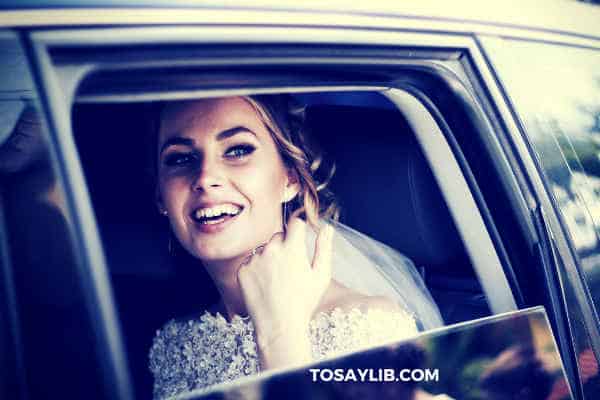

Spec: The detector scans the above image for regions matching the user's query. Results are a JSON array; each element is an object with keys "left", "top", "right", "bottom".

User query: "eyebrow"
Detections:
[
  {"left": 160, "top": 126, "right": 257, "bottom": 155},
  {"left": 216, "top": 126, "right": 257, "bottom": 141},
  {"left": 159, "top": 137, "right": 194, "bottom": 155}
]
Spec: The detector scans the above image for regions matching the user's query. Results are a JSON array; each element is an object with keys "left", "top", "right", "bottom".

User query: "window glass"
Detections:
[
  {"left": 0, "top": 31, "right": 110, "bottom": 399},
  {"left": 488, "top": 40, "right": 600, "bottom": 313},
  {"left": 485, "top": 38, "right": 600, "bottom": 394}
]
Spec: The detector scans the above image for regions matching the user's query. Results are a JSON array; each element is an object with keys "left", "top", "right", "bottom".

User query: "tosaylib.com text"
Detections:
[{"left": 309, "top": 368, "right": 440, "bottom": 383}]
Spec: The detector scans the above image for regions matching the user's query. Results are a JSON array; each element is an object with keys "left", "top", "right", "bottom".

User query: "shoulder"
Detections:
[
  {"left": 148, "top": 319, "right": 189, "bottom": 372},
  {"left": 351, "top": 294, "right": 405, "bottom": 314},
  {"left": 316, "top": 282, "right": 417, "bottom": 334},
  {"left": 318, "top": 280, "right": 406, "bottom": 315},
  {"left": 148, "top": 313, "right": 214, "bottom": 370},
  {"left": 342, "top": 295, "right": 416, "bottom": 331},
  {"left": 309, "top": 286, "right": 418, "bottom": 358}
]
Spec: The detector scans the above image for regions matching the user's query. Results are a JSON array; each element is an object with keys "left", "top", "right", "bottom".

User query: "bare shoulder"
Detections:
[
  {"left": 341, "top": 292, "right": 405, "bottom": 315},
  {"left": 317, "top": 280, "right": 404, "bottom": 315},
  {"left": 354, "top": 294, "right": 404, "bottom": 313}
]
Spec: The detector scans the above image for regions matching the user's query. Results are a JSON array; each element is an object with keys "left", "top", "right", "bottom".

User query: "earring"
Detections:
[
  {"left": 167, "top": 231, "right": 176, "bottom": 256},
  {"left": 162, "top": 210, "right": 168, "bottom": 216},
  {"left": 283, "top": 200, "right": 288, "bottom": 231},
  {"left": 282, "top": 186, "right": 289, "bottom": 231}
]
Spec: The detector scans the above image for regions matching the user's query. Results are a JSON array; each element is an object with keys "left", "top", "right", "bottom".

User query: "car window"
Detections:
[
  {"left": 33, "top": 29, "right": 531, "bottom": 398},
  {"left": 0, "top": 30, "right": 117, "bottom": 400},
  {"left": 484, "top": 38, "right": 600, "bottom": 397},
  {"left": 72, "top": 92, "right": 475, "bottom": 398}
]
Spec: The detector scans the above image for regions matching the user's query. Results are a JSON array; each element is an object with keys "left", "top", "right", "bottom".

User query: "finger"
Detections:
[
  {"left": 267, "top": 231, "right": 285, "bottom": 246},
  {"left": 253, "top": 243, "right": 266, "bottom": 255},
  {"left": 285, "top": 217, "right": 306, "bottom": 248},
  {"left": 258, "top": 231, "right": 284, "bottom": 257},
  {"left": 235, "top": 261, "right": 249, "bottom": 295},
  {"left": 312, "top": 224, "right": 334, "bottom": 277},
  {"left": 235, "top": 253, "right": 253, "bottom": 283}
]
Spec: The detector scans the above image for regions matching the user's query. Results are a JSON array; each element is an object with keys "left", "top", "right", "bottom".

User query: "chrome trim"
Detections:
[
  {"left": 24, "top": 32, "right": 134, "bottom": 400},
  {"left": 32, "top": 25, "right": 474, "bottom": 47},
  {"left": 2, "top": 7, "right": 599, "bottom": 49}
]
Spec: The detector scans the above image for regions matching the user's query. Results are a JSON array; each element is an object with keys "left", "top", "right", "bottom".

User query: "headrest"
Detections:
[{"left": 307, "top": 105, "right": 468, "bottom": 273}]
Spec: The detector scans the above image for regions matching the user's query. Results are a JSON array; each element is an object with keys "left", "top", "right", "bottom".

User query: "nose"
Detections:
[{"left": 192, "top": 156, "right": 223, "bottom": 192}]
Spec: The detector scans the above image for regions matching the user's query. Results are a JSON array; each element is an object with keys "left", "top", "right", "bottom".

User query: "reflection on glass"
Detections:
[
  {"left": 0, "top": 31, "right": 109, "bottom": 399},
  {"left": 178, "top": 308, "right": 571, "bottom": 400},
  {"left": 486, "top": 39, "right": 600, "bottom": 341}
]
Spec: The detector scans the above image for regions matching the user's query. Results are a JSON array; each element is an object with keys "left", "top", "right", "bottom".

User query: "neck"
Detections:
[
  {"left": 202, "top": 254, "right": 251, "bottom": 320},
  {"left": 200, "top": 220, "right": 286, "bottom": 320}
]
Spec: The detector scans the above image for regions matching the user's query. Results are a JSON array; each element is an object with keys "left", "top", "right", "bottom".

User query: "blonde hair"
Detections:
[{"left": 243, "top": 95, "right": 339, "bottom": 229}]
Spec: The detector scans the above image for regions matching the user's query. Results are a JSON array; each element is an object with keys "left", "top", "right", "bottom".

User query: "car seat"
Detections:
[{"left": 306, "top": 104, "right": 491, "bottom": 324}]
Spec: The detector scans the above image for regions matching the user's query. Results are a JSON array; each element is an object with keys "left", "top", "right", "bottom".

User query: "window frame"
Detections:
[
  {"left": 477, "top": 34, "right": 600, "bottom": 398},
  {"left": 20, "top": 21, "right": 590, "bottom": 398}
]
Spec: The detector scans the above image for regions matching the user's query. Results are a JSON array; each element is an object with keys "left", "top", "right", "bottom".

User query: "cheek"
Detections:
[
  {"left": 159, "top": 176, "right": 188, "bottom": 210},
  {"left": 235, "top": 163, "right": 286, "bottom": 211}
]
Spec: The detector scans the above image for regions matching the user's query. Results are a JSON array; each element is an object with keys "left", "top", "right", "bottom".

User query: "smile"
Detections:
[{"left": 191, "top": 203, "right": 243, "bottom": 226}]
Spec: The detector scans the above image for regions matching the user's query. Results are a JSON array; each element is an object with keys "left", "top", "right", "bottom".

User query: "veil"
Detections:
[{"left": 304, "top": 219, "right": 444, "bottom": 331}]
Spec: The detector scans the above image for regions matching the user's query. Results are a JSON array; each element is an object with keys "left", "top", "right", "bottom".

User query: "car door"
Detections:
[
  {"left": 480, "top": 36, "right": 600, "bottom": 399},
  {"left": 0, "top": 29, "right": 133, "bottom": 400}
]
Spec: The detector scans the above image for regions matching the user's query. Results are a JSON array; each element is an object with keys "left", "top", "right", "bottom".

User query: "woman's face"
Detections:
[{"left": 157, "top": 97, "right": 294, "bottom": 263}]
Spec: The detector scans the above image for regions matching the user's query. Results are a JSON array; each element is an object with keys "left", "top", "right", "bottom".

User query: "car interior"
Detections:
[{"left": 70, "top": 89, "right": 490, "bottom": 398}]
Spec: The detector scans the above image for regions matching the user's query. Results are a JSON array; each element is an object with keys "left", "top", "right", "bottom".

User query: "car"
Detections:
[{"left": 0, "top": 1, "right": 599, "bottom": 399}]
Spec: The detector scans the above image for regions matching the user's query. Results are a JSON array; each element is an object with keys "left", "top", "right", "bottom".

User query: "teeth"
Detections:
[{"left": 194, "top": 204, "right": 241, "bottom": 221}]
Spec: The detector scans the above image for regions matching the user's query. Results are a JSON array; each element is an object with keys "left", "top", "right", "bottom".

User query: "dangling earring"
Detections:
[
  {"left": 282, "top": 186, "right": 289, "bottom": 232},
  {"left": 167, "top": 231, "right": 177, "bottom": 256},
  {"left": 283, "top": 199, "right": 288, "bottom": 232},
  {"left": 162, "top": 210, "right": 176, "bottom": 256},
  {"left": 168, "top": 234, "right": 174, "bottom": 256}
]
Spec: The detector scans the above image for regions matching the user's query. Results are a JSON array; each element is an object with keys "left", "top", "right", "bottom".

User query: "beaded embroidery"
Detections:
[{"left": 149, "top": 307, "right": 417, "bottom": 399}]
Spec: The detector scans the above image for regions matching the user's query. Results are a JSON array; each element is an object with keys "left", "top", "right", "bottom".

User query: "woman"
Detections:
[{"left": 148, "top": 95, "right": 443, "bottom": 399}]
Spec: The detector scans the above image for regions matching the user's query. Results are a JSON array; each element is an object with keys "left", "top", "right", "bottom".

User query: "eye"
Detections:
[
  {"left": 163, "top": 152, "right": 196, "bottom": 167},
  {"left": 224, "top": 144, "right": 256, "bottom": 159}
]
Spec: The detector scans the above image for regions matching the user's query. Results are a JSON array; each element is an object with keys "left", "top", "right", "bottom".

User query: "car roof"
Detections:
[{"left": 1, "top": 0, "right": 599, "bottom": 41}]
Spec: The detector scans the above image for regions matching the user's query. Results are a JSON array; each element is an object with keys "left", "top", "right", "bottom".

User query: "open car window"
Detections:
[
  {"left": 66, "top": 54, "right": 512, "bottom": 399},
  {"left": 72, "top": 88, "right": 493, "bottom": 398}
]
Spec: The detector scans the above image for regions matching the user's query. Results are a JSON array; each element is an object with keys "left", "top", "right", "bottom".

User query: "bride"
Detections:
[{"left": 148, "top": 94, "right": 443, "bottom": 399}]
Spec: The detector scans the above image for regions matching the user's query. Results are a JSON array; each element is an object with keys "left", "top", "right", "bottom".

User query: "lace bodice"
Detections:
[{"left": 149, "top": 307, "right": 418, "bottom": 399}]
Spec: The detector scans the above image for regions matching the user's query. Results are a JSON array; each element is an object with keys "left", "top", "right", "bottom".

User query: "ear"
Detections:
[
  {"left": 283, "top": 169, "right": 301, "bottom": 202},
  {"left": 155, "top": 186, "right": 168, "bottom": 216}
]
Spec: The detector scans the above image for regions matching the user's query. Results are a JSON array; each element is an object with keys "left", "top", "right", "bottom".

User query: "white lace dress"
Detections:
[{"left": 149, "top": 307, "right": 418, "bottom": 400}]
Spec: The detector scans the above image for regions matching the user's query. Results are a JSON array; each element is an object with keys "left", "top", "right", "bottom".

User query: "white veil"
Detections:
[{"left": 305, "top": 219, "right": 444, "bottom": 331}]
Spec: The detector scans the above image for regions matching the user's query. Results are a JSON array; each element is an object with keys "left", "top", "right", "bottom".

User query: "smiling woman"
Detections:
[
  {"left": 145, "top": 94, "right": 443, "bottom": 399},
  {"left": 156, "top": 97, "right": 301, "bottom": 264}
]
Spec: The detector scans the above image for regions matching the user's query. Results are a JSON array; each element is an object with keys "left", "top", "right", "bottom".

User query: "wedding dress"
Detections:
[
  {"left": 150, "top": 307, "right": 418, "bottom": 399},
  {"left": 149, "top": 220, "right": 443, "bottom": 399}
]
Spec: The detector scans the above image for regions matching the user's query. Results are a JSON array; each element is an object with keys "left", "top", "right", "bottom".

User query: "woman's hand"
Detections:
[{"left": 237, "top": 218, "right": 334, "bottom": 369}]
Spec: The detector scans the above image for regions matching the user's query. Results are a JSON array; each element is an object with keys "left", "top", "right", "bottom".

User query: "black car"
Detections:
[{"left": 0, "top": 2, "right": 599, "bottom": 399}]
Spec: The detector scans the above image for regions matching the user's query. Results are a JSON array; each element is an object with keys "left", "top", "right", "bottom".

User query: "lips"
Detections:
[{"left": 189, "top": 202, "right": 244, "bottom": 233}]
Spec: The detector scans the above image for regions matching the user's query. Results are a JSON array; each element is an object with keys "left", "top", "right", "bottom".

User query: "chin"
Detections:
[{"left": 190, "top": 239, "right": 250, "bottom": 263}]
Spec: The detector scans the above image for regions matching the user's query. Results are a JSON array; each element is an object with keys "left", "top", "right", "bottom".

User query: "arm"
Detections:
[{"left": 237, "top": 219, "right": 334, "bottom": 370}]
